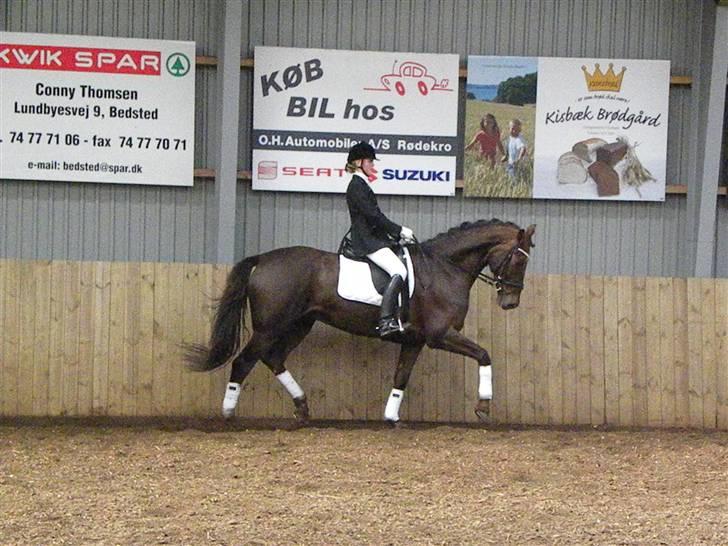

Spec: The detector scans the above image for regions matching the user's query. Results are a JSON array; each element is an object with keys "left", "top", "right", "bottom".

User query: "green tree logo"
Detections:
[{"left": 166, "top": 53, "right": 191, "bottom": 77}]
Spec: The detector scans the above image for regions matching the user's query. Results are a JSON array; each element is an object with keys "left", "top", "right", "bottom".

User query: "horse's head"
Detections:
[{"left": 485, "top": 224, "right": 536, "bottom": 310}]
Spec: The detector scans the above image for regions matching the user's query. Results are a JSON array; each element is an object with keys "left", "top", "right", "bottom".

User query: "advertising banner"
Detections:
[
  {"left": 0, "top": 32, "right": 195, "bottom": 186},
  {"left": 464, "top": 56, "right": 670, "bottom": 201},
  {"left": 253, "top": 46, "right": 459, "bottom": 196}
]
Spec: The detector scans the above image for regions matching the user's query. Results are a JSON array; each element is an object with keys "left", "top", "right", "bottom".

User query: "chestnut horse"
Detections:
[{"left": 185, "top": 219, "right": 536, "bottom": 424}]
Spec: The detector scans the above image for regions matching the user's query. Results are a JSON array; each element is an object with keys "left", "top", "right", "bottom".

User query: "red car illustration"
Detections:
[{"left": 364, "top": 61, "right": 453, "bottom": 96}]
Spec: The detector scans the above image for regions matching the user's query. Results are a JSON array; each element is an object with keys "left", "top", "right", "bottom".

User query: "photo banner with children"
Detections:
[
  {"left": 464, "top": 56, "right": 670, "bottom": 201},
  {"left": 253, "top": 46, "right": 459, "bottom": 196}
]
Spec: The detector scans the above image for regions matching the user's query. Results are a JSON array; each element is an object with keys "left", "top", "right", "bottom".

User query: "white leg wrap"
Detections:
[
  {"left": 479, "top": 365, "right": 493, "bottom": 400},
  {"left": 384, "top": 388, "right": 405, "bottom": 422},
  {"left": 276, "top": 370, "right": 304, "bottom": 400},
  {"left": 222, "top": 382, "right": 241, "bottom": 418}
]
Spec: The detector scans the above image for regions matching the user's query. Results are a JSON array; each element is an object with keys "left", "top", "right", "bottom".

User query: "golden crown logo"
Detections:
[{"left": 581, "top": 63, "right": 627, "bottom": 92}]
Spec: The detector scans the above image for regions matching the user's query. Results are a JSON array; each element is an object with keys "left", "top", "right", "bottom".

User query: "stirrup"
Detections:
[{"left": 378, "top": 317, "right": 404, "bottom": 338}]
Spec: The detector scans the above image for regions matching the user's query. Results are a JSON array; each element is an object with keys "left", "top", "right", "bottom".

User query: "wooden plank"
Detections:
[
  {"left": 92, "top": 262, "right": 111, "bottom": 415},
  {"left": 350, "top": 334, "right": 369, "bottom": 420},
  {"left": 107, "top": 262, "right": 127, "bottom": 416},
  {"left": 76, "top": 261, "right": 95, "bottom": 416},
  {"left": 17, "top": 261, "right": 35, "bottom": 416},
  {"left": 0, "top": 261, "right": 5, "bottom": 416},
  {"left": 136, "top": 262, "right": 155, "bottom": 416},
  {"left": 603, "top": 276, "right": 620, "bottom": 426},
  {"left": 420, "top": 345, "right": 439, "bottom": 422},
  {"left": 337, "top": 330, "right": 356, "bottom": 421},
  {"left": 589, "top": 276, "right": 605, "bottom": 426},
  {"left": 181, "top": 263, "right": 200, "bottom": 416},
  {"left": 62, "top": 261, "right": 81, "bottom": 416},
  {"left": 436, "top": 326, "right": 453, "bottom": 423},
  {"left": 617, "top": 276, "right": 634, "bottom": 427},
  {"left": 672, "top": 278, "right": 690, "bottom": 427},
  {"left": 166, "top": 264, "right": 186, "bottom": 415},
  {"left": 701, "top": 279, "right": 717, "bottom": 429},
  {"left": 659, "top": 277, "right": 676, "bottom": 427},
  {"left": 518, "top": 287, "right": 536, "bottom": 425},
  {"left": 192, "top": 264, "right": 212, "bottom": 417},
  {"left": 325, "top": 328, "right": 345, "bottom": 420},
  {"left": 504, "top": 297, "right": 522, "bottom": 423},
  {"left": 645, "top": 278, "right": 662, "bottom": 427},
  {"left": 686, "top": 278, "right": 704, "bottom": 427},
  {"left": 532, "top": 276, "right": 549, "bottom": 424},
  {"left": 47, "top": 261, "right": 66, "bottom": 415},
  {"left": 3, "top": 260, "right": 20, "bottom": 416},
  {"left": 631, "top": 277, "right": 648, "bottom": 427},
  {"left": 32, "top": 261, "right": 52, "bottom": 416},
  {"left": 545, "top": 275, "right": 563, "bottom": 425},
  {"left": 716, "top": 280, "right": 728, "bottom": 430},
  {"left": 151, "top": 263, "right": 170, "bottom": 416},
  {"left": 574, "top": 276, "right": 591, "bottom": 425},
  {"left": 560, "top": 275, "right": 577, "bottom": 425},
  {"left": 121, "top": 262, "right": 141, "bottom": 416}
]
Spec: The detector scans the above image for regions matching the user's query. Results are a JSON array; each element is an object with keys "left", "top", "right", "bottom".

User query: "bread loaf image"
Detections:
[
  {"left": 557, "top": 152, "right": 588, "bottom": 184},
  {"left": 588, "top": 160, "right": 620, "bottom": 196},
  {"left": 596, "top": 141, "right": 628, "bottom": 166},
  {"left": 572, "top": 138, "right": 607, "bottom": 162}
]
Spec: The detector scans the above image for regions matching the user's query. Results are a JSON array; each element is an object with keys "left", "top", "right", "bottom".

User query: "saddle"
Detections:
[{"left": 336, "top": 233, "right": 415, "bottom": 306}]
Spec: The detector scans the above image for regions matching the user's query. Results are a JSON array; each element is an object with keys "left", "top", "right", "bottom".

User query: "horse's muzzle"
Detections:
[{"left": 498, "top": 292, "right": 520, "bottom": 310}]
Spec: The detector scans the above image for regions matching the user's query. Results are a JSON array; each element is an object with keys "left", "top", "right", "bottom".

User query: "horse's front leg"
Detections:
[
  {"left": 426, "top": 327, "right": 493, "bottom": 421},
  {"left": 384, "top": 342, "right": 424, "bottom": 424}
]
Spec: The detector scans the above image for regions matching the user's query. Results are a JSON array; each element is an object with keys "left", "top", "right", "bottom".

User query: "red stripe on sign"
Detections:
[{"left": 0, "top": 43, "right": 161, "bottom": 75}]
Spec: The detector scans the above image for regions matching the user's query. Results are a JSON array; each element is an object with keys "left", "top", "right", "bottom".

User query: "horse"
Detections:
[{"left": 184, "top": 219, "right": 536, "bottom": 424}]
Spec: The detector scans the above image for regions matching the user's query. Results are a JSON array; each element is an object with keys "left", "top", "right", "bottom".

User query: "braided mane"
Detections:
[{"left": 421, "top": 218, "right": 520, "bottom": 251}]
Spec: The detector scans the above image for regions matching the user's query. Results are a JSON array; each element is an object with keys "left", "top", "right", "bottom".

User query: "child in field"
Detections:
[
  {"left": 504, "top": 118, "right": 528, "bottom": 180},
  {"left": 464, "top": 113, "right": 506, "bottom": 168}
]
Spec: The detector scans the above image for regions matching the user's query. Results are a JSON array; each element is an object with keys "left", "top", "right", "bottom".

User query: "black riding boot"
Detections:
[{"left": 378, "top": 274, "right": 406, "bottom": 338}]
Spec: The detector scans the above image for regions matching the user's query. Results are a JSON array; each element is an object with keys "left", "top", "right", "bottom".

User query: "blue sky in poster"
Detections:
[{"left": 466, "top": 56, "right": 538, "bottom": 86}]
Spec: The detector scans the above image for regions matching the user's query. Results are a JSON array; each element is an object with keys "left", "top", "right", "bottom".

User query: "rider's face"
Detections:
[{"left": 360, "top": 158, "right": 378, "bottom": 181}]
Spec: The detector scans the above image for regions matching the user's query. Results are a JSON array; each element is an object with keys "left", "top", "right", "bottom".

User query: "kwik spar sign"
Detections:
[
  {"left": 0, "top": 32, "right": 195, "bottom": 186},
  {"left": 253, "top": 46, "right": 459, "bottom": 196}
]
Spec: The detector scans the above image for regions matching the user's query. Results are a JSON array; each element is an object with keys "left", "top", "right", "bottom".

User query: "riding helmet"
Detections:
[{"left": 347, "top": 141, "right": 378, "bottom": 163}]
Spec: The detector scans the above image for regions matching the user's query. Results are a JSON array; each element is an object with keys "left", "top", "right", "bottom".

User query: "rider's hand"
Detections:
[{"left": 400, "top": 226, "right": 415, "bottom": 243}]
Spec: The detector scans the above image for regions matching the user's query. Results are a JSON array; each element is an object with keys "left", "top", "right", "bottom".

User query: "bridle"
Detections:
[
  {"left": 478, "top": 244, "right": 530, "bottom": 291},
  {"left": 412, "top": 237, "right": 529, "bottom": 292}
]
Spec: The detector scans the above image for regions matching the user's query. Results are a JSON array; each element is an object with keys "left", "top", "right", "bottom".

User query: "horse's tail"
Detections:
[{"left": 184, "top": 256, "right": 259, "bottom": 372}]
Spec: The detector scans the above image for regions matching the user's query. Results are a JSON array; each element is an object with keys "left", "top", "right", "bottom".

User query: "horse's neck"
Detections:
[{"left": 432, "top": 226, "right": 515, "bottom": 277}]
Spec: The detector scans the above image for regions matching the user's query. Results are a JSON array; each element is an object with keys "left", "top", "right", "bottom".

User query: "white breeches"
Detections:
[{"left": 367, "top": 247, "right": 407, "bottom": 279}]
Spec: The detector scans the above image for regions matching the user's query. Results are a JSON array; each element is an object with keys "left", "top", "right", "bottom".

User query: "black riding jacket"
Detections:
[{"left": 346, "top": 173, "right": 402, "bottom": 257}]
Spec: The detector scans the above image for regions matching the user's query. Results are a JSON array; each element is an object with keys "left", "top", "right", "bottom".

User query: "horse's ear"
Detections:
[{"left": 526, "top": 224, "right": 536, "bottom": 247}]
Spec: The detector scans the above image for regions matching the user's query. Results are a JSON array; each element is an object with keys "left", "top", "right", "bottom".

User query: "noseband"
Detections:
[{"left": 478, "top": 244, "right": 529, "bottom": 291}]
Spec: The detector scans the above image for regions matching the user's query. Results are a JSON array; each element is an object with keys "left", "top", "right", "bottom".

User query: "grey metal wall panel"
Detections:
[
  {"left": 1, "top": 0, "right": 722, "bottom": 277},
  {"left": 717, "top": 203, "right": 728, "bottom": 277},
  {"left": 236, "top": 0, "right": 708, "bottom": 277},
  {"left": 1, "top": 0, "right": 220, "bottom": 263}
]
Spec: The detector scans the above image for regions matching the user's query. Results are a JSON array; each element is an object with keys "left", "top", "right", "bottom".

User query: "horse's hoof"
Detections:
[
  {"left": 474, "top": 399, "right": 491, "bottom": 422},
  {"left": 293, "top": 397, "right": 310, "bottom": 424},
  {"left": 385, "top": 419, "right": 406, "bottom": 429}
]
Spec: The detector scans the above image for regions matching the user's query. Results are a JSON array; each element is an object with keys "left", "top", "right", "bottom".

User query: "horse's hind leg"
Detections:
[
  {"left": 222, "top": 332, "right": 275, "bottom": 418},
  {"left": 262, "top": 318, "right": 316, "bottom": 423}
]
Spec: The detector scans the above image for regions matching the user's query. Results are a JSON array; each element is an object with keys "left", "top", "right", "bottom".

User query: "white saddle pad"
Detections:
[{"left": 337, "top": 248, "right": 415, "bottom": 306}]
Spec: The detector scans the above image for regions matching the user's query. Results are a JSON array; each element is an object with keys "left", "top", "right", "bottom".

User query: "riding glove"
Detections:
[{"left": 400, "top": 226, "right": 415, "bottom": 243}]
